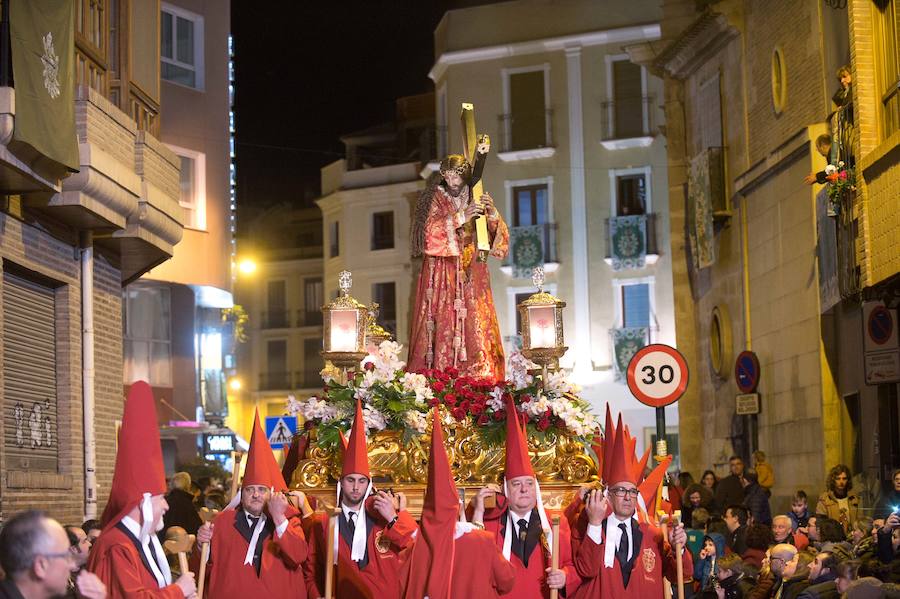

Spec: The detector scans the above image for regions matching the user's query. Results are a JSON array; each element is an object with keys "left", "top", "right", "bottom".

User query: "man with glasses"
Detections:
[
  {"left": 767, "top": 543, "right": 799, "bottom": 598},
  {"left": 0, "top": 510, "right": 107, "bottom": 599},
  {"left": 573, "top": 415, "right": 693, "bottom": 598}
]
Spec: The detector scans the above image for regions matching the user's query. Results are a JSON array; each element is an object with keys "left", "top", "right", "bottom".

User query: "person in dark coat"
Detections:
[
  {"left": 876, "top": 469, "right": 900, "bottom": 519},
  {"left": 724, "top": 505, "right": 750, "bottom": 556},
  {"left": 742, "top": 470, "right": 772, "bottom": 526},
  {"left": 796, "top": 550, "right": 839, "bottom": 599},
  {"left": 715, "top": 457, "right": 746, "bottom": 513},
  {"left": 701, "top": 553, "right": 756, "bottom": 599},
  {"left": 162, "top": 471, "right": 202, "bottom": 536}
]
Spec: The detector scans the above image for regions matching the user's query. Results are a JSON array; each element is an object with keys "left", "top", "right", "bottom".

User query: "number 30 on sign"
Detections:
[{"left": 626, "top": 344, "right": 689, "bottom": 408}]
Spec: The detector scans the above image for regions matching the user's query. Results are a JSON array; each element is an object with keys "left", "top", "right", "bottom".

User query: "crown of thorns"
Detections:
[{"left": 439, "top": 158, "right": 471, "bottom": 177}]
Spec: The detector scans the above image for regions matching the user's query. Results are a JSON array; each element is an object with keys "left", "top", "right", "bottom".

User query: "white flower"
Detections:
[
  {"left": 507, "top": 351, "right": 536, "bottom": 390},
  {"left": 403, "top": 410, "right": 428, "bottom": 434},
  {"left": 286, "top": 394, "right": 302, "bottom": 416},
  {"left": 521, "top": 393, "right": 550, "bottom": 417},
  {"left": 544, "top": 370, "right": 581, "bottom": 397},
  {"left": 362, "top": 405, "right": 387, "bottom": 432},
  {"left": 372, "top": 340, "right": 406, "bottom": 377},
  {"left": 401, "top": 372, "right": 434, "bottom": 405},
  {"left": 825, "top": 164, "right": 837, "bottom": 175},
  {"left": 488, "top": 387, "right": 505, "bottom": 411},
  {"left": 294, "top": 397, "right": 337, "bottom": 422}
]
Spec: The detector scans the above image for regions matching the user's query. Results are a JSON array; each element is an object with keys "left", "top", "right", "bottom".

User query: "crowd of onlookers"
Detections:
[{"left": 669, "top": 454, "right": 900, "bottom": 598}]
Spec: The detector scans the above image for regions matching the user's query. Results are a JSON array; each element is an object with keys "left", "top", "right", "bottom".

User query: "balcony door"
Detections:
[{"left": 513, "top": 185, "right": 549, "bottom": 227}]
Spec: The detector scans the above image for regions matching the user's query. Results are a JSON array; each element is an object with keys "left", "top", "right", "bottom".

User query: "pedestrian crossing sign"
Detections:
[{"left": 264, "top": 416, "right": 297, "bottom": 448}]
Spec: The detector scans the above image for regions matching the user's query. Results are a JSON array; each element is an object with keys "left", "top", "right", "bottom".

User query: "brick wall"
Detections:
[
  {"left": 75, "top": 86, "right": 137, "bottom": 171},
  {"left": 0, "top": 213, "right": 122, "bottom": 524}
]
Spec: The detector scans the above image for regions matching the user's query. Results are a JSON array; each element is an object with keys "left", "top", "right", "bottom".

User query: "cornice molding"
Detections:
[{"left": 653, "top": 11, "right": 739, "bottom": 80}]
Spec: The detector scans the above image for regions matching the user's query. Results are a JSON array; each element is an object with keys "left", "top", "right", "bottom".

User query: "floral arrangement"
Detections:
[
  {"left": 825, "top": 162, "right": 854, "bottom": 213},
  {"left": 287, "top": 341, "right": 599, "bottom": 450}
]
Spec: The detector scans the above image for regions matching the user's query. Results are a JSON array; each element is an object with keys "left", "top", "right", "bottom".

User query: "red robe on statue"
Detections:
[
  {"left": 87, "top": 526, "right": 183, "bottom": 599},
  {"left": 303, "top": 508, "right": 417, "bottom": 599},
  {"left": 479, "top": 506, "right": 581, "bottom": 599},
  {"left": 194, "top": 507, "right": 308, "bottom": 598},
  {"left": 407, "top": 183, "right": 509, "bottom": 380},
  {"left": 572, "top": 519, "right": 692, "bottom": 599}
]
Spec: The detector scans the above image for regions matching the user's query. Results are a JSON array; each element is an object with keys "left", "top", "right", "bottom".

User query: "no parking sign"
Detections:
[{"left": 626, "top": 344, "right": 689, "bottom": 408}]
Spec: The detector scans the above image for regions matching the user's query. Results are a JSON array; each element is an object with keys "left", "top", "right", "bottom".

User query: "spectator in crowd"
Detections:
[
  {"left": 804, "top": 134, "right": 834, "bottom": 185},
  {"left": 725, "top": 505, "right": 750, "bottom": 556},
  {"left": 708, "top": 553, "right": 756, "bottom": 599},
  {"left": 694, "top": 533, "right": 727, "bottom": 592},
  {"left": 743, "top": 470, "right": 772, "bottom": 526},
  {"left": 717, "top": 457, "right": 747, "bottom": 514},
  {"left": 64, "top": 525, "right": 91, "bottom": 568},
  {"left": 163, "top": 471, "right": 202, "bottom": 537},
  {"left": 0, "top": 510, "right": 107, "bottom": 599},
  {"left": 687, "top": 507, "right": 712, "bottom": 561},
  {"left": 773, "top": 515, "right": 809, "bottom": 551},
  {"left": 789, "top": 491, "right": 811, "bottom": 532},
  {"left": 671, "top": 472, "right": 695, "bottom": 511},
  {"left": 753, "top": 452, "right": 775, "bottom": 494},
  {"left": 876, "top": 469, "right": 900, "bottom": 520},
  {"left": 843, "top": 577, "right": 884, "bottom": 598},
  {"left": 877, "top": 512, "right": 900, "bottom": 564},
  {"left": 684, "top": 483, "right": 715, "bottom": 532},
  {"left": 810, "top": 516, "right": 850, "bottom": 553},
  {"left": 817, "top": 464, "right": 862, "bottom": 534},
  {"left": 80, "top": 519, "right": 102, "bottom": 546},
  {"left": 777, "top": 549, "right": 815, "bottom": 599},
  {"left": 836, "top": 560, "right": 864, "bottom": 595},
  {"left": 702, "top": 470, "right": 720, "bottom": 496},
  {"left": 766, "top": 544, "right": 800, "bottom": 598},
  {"left": 743, "top": 523, "right": 775, "bottom": 573},
  {"left": 850, "top": 517, "right": 877, "bottom": 559},
  {"left": 707, "top": 515, "right": 730, "bottom": 539},
  {"left": 796, "top": 551, "right": 839, "bottom": 599}
]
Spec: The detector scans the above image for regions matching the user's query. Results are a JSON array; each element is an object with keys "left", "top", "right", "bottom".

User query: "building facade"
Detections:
[
  {"left": 124, "top": 0, "right": 235, "bottom": 472},
  {"left": 0, "top": 1, "right": 184, "bottom": 523},
  {"left": 654, "top": 0, "right": 900, "bottom": 509},
  {"left": 429, "top": 0, "right": 678, "bottom": 457}
]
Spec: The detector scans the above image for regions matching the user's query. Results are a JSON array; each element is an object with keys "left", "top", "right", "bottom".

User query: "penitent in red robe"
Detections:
[
  {"left": 304, "top": 508, "right": 417, "bottom": 599},
  {"left": 572, "top": 519, "right": 693, "bottom": 599},
  {"left": 198, "top": 507, "right": 308, "bottom": 598},
  {"left": 407, "top": 184, "right": 509, "bottom": 381},
  {"left": 480, "top": 507, "right": 581, "bottom": 599},
  {"left": 448, "top": 529, "right": 517, "bottom": 599},
  {"left": 87, "top": 526, "right": 183, "bottom": 599}
]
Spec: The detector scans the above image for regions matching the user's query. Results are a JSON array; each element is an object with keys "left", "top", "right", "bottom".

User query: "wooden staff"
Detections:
[
  {"left": 324, "top": 507, "right": 340, "bottom": 599},
  {"left": 229, "top": 451, "right": 244, "bottom": 499},
  {"left": 657, "top": 511, "right": 672, "bottom": 599},
  {"left": 672, "top": 510, "right": 685, "bottom": 599},
  {"left": 162, "top": 526, "right": 195, "bottom": 579},
  {"left": 196, "top": 508, "right": 218, "bottom": 599},
  {"left": 550, "top": 516, "right": 561, "bottom": 599}
]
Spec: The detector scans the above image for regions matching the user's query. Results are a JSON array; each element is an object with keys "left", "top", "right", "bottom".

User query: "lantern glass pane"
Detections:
[
  {"left": 528, "top": 305, "right": 556, "bottom": 348},
  {"left": 330, "top": 309, "right": 358, "bottom": 352}
]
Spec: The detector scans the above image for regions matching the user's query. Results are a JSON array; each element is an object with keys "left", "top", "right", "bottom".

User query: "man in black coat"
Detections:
[
  {"left": 741, "top": 470, "right": 772, "bottom": 526},
  {"left": 162, "top": 471, "right": 202, "bottom": 536},
  {"left": 715, "top": 456, "right": 746, "bottom": 512},
  {"left": 797, "top": 551, "right": 839, "bottom": 599},
  {"left": 724, "top": 505, "right": 750, "bottom": 555}
]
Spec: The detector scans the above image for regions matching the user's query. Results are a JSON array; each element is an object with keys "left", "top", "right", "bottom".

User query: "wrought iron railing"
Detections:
[
  {"left": 600, "top": 95, "right": 655, "bottom": 140},
  {"left": 259, "top": 370, "right": 322, "bottom": 391},
  {"left": 259, "top": 310, "right": 290, "bottom": 329},
  {"left": 497, "top": 108, "right": 554, "bottom": 153},
  {"left": 296, "top": 309, "right": 323, "bottom": 327}
]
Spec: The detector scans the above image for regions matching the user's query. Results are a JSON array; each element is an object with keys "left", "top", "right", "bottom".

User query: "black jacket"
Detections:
[
  {"left": 727, "top": 525, "right": 748, "bottom": 555},
  {"left": 700, "top": 572, "right": 755, "bottom": 599},
  {"left": 0, "top": 581, "right": 25, "bottom": 599},
  {"left": 742, "top": 482, "right": 772, "bottom": 526},
  {"left": 796, "top": 572, "right": 839, "bottom": 599},
  {"left": 163, "top": 488, "right": 202, "bottom": 536},
  {"left": 715, "top": 475, "right": 745, "bottom": 513}
]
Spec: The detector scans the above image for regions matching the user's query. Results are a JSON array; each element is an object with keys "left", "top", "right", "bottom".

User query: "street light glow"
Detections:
[
  {"left": 238, "top": 258, "right": 257, "bottom": 275},
  {"left": 228, "top": 377, "right": 242, "bottom": 391}
]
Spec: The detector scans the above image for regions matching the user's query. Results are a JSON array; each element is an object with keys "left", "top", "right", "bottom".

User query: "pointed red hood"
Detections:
[
  {"left": 601, "top": 405, "right": 616, "bottom": 483},
  {"left": 504, "top": 395, "right": 534, "bottom": 480},
  {"left": 242, "top": 410, "right": 288, "bottom": 490},
  {"left": 101, "top": 381, "right": 167, "bottom": 530},
  {"left": 403, "top": 409, "right": 457, "bottom": 598},
  {"left": 342, "top": 401, "right": 370, "bottom": 479},
  {"left": 606, "top": 415, "right": 639, "bottom": 487}
]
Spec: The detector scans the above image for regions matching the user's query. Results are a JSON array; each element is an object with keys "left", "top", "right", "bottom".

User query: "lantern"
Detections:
[
  {"left": 321, "top": 271, "right": 368, "bottom": 373},
  {"left": 517, "top": 267, "right": 567, "bottom": 379},
  {"left": 365, "top": 302, "right": 392, "bottom": 353}
]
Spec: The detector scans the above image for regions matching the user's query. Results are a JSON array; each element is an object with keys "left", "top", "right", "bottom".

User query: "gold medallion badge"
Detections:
[
  {"left": 642, "top": 548, "right": 657, "bottom": 573},
  {"left": 374, "top": 530, "right": 391, "bottom": 554}
]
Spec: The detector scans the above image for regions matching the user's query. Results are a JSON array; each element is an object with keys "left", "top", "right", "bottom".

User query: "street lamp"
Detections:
[
  {"left": 237, "top": 258, "right": 257, "bottom": 275},
  {"left": 518, "top": 266, "right": 567, "bottom": 381},
  {"left": 321, "top": 271, "right": 368, "bottom": 380}
]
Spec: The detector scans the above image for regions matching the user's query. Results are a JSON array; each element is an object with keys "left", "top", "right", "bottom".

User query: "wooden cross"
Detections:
[{"left": 460, "top": 103, "right": 491, "bottom": 262}]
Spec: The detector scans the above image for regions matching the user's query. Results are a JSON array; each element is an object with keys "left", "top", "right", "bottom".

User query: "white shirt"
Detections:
[
  {"left": 587, "top": 514, "right": 637, "bottom": 568},
  {"left": 243, "top": 511, "right": 289, "bottom": 538},
  {"left": 341, "top": 504, "right": 362, "bottom": 527},
  {"left": 121, "top": 516, "right": 170, "bottom": 588},
  {"left": 509, "top": 509, "right": 532, "bottom": 540}
]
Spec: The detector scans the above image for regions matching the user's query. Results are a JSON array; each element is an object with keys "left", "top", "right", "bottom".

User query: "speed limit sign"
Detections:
[{"left": 626, "top": 344, "right": 689, "bottom": 408}]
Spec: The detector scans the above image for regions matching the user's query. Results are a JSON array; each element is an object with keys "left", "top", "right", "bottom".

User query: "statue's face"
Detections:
[{"left": 443, "top": 171, "right": 464, "bottom": 195}]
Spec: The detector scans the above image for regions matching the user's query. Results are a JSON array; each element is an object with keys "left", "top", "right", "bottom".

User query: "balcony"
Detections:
[
  {"left": 600, "top": 96, "right": 656, "bottom": 150},
  {"left": 816, "top": 186, "right": 859, "bottom": 312},
  {"left": 496, "top": 109, "right": 556, "bottom": 162},
  {"left": 604, "top": 213, "right": 659, "bottom": 270},
  {"left": 260, "top": 310, "right": 291, "bottom": 329},
  {"left": 501, "top": 223, "right": 559, "bottom": 278},
  {"left": 296, "top": 309, "right": 324, "bottom": 327},
  {"left": 258, "top": 370, "right": 323, "bottom": 392}
]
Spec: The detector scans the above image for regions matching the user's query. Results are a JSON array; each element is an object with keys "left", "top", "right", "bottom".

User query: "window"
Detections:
[
  {"left": 124, "top": 284, "right": 172, "bottom": 386},
  {"left": 3, "top": 272, "right": 59, "bottom": 472},
  {"left": 505, "top": 66, "right": 550, "bottom": 151},
  {"left": 161, "top": 4, "right": 204, "bottom": 89},
  {"left": 616, "top": 175, "right": 647, "bottom": 216},
  {"left": 264, "top": 340, "right": 288, "bottom": 390},
  {"left": 372, "top": 282, "right": 397, "bottom": 336},
  {"left": 621, "top": 283, "right": 650, "bottom": 328},
  {"left": 371, "top": 211, "right": 395, "bottom": 250},
  {"left": 303, "top": 278, "right": 324, "bottom": 326},
  {"left": 329, "top": 221, "right": 340, "bottom": 258},
  {"left": 265, "top": 280, "right": 287, "bottom": 328},
  {"left": 609, "top": 58, "right": 645, "bottom": 138},
  {"left": 169, "top": 147, "right": 206, "bottom": 230},
  {"left": 874, "top": 0, "right": 900, "bottom": 139},
  {"left": 513, "top": 185, "right": 549, "bottom": 226},
  {"left": 302, "top": 338, "right": 322, "bottom": 387}
]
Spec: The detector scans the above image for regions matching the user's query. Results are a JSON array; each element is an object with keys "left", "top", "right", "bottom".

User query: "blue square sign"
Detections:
[{"left": 264, "top": 416, "right": 297, "bottom": 449}]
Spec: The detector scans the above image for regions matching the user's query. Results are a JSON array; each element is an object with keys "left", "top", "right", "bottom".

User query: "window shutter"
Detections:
[
  {"left": 622, "top": 283, "right": 651, "bottom": 328},
  {"left": 3, "top": 273, "right": 58, "bottom": 472}
]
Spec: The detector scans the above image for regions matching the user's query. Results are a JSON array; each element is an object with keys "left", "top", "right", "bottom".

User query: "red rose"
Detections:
[
  {"left": 445, "top": 367, "right": 459, "bottom": 378},
  {"left": 477, "top": 413, "right": 490, "bottom": 426},
  {"left": 493, "top": 410, "right": 506, "bottom": 421},
  {"left": 364, "top": 362, "right": 375, "bottom": 372},
  {"left": 470, "top": 403, "right": 484, "bottom": 416},
  {"left": 432, "top": 381, "right": 445, "bottom": 393},
  {"left": 451, "top": 407, "right": 467, "bottom": 420},
  {"left": 443, "top": 393, "right": 457, "bottom": 406},
  {"left": 458, "top": 400, "right": 470, "bottom": 413},
  {"left": 555, "top": 418, "right": 567, "bottom": 430},
  {"left": 537, "top": 417, "right": 550, "bottom": 431},
  {"left": 429, "top": 397, "right": 439, "bottom": 407}
]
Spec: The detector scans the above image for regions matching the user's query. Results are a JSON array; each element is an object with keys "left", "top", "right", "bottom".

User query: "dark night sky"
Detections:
[{"left": 231, "top": 1, "right": 473, "bottom": 222}]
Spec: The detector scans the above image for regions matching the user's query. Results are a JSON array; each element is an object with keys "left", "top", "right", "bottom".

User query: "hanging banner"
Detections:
[
  {"left": 609, "top": 215, "right": 647, "bottom": 271},
  {"left": 509, "top": 225, "right": 546, "bottom": 279}
]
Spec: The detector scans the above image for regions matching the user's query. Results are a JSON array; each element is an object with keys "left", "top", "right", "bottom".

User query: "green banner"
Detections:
[{"left": 10, "top": 0, "right": 79, "bottom": 171}]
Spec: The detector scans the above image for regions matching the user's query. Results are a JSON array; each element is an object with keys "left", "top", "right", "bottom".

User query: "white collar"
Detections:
[
  {"left": 341, "top": 503, "right": 363, "bottom": 520},
  {"left": 603, "top": 513, "right": 637, "bottom": 569},
  {"left": 119, "top": 516, "right": 171, "bottom": 587},
  {"left": 121, "top": 515, "right": 142, "bottom": 540}
]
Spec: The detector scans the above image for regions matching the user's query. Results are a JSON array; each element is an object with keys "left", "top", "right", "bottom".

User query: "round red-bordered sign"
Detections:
[{"left": 626, "top": 344, "right": 689, "bottom": 408}]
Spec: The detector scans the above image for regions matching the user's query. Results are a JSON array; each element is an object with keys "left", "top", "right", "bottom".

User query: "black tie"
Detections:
[
  {"left": 248, "top": 515, "right": 260, "bottom": 530},
  {"left": 348, "top": 511, "right": 357, "bottom": 538},
  {"left": 618, "top": 522, "right": 632, "bottom": 586},
  {"left": 518, "top": 518, "right": 529, "bottom": 544}
]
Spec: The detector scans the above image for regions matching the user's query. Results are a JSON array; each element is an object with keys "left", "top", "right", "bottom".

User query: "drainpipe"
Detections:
[{"left": 81, "top": 231, "right": 97, "bottom": 521}]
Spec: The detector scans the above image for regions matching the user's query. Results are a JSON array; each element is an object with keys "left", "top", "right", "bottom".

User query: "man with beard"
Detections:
[
  {"left": 407, "top": 137, "right": 509, "bottom": 380},
  {"left": 87, "top": 382, "right": 196, "bottom": 598},
  {"left": 304, "top": 401, "right": 417, "bottom": 599},
  {"left": 195, "top": 410, "right": 309, "bottom": 597},
  {"left": 796, "top": 551, "right": 839, "bottom": 599},
  {"left": 816, "top": 465, "right": 861, "bottom": 534}
]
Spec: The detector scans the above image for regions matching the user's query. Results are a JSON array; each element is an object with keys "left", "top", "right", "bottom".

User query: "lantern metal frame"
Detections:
[
  {"left": 365, "top": 302, "right": 392, "bottom": 351},
  {"left": 321, "top": 271, "right": 368, "bottom": 375},
  {"left": 517, "top": 267, "right": 568, "bottom": 381}
]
